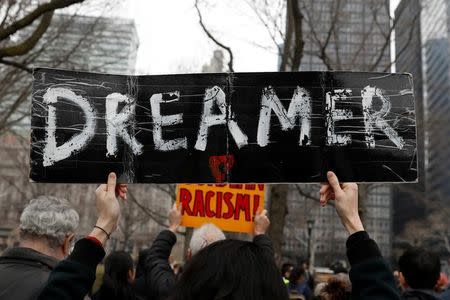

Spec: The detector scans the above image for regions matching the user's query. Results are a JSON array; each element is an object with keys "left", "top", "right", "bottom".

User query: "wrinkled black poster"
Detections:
[{"left": 30, "top": 68, "right": 418, "bottom": 183}]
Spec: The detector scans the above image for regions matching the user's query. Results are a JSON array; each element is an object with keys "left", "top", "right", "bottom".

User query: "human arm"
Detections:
[
  {"left": 38, "top": 172, "right": 125, "bottom": 300},
  {"left": 145, "top": 204, "right": 181, "bottom": 300},
  {"left": 252, "top": 208, "right": 274, "bottom": 257},
  {"left": 320, "top": 171, "right": 400, "bottom": 300},
  {"left": 37, "top": 238, "right": 105, "bottom": 300}
]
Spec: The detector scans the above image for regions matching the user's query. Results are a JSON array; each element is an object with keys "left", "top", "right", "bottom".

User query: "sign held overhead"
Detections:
[{"left": 30, "top": 68, "right": 418, "bottom": 183}]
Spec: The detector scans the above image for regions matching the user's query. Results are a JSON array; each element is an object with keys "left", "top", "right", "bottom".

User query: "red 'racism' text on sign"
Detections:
[{"left": 176, "top": 184, "right": 265, "bottom": 233}]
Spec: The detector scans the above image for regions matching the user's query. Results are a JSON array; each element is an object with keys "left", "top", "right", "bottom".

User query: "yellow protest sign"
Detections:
[{"left": 176, "top": 184, "right": 265, "bottom": 233}]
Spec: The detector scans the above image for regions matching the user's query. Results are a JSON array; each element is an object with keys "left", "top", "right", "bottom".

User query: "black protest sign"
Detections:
[{"left": 30, "top": 68, "right": 418, "bottom": 183}]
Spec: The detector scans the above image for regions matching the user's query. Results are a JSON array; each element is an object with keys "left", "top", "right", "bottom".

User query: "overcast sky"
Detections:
[{"left": 121, "top": 0, "right": 401, "bottom": 75}]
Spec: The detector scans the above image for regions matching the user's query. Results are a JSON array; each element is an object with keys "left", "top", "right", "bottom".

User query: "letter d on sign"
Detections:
[{"left": 42, "top": 88, "right": 96, "bottom": 167}]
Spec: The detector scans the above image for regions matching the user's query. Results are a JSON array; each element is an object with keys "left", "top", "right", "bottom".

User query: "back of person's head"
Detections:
[
  {"left": 398, "top": 247, "right": 440, "bottom": 289},
  {"left": 20, "top": 196, "right": 79, "bottom": 249},
  {"left": 288, "top": 266, "right": 306, "bottom": 287},
  {"left": 171, "top": 239, "right": 289, "bottom": 300},
  {"left": 314, "top": 277, "right": 351, "bottom": 300},
  {"left": 189, "top": 223, "right": 225, "bottom": 256},
  {"left": 300, "top": 259, "right": 310, "bottom": 269},
  {"left": 100, "top": 251, "right": 135, "bottom": 300},
  {"left": 282, "top": 263, "right": 294, "bottom": 278}
]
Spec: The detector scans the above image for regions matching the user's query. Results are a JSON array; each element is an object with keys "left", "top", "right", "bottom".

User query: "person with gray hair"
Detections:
[
  {"left": 188, "top": 222, "right": 226, "bottom": 258},
  {"left": 0, "top": 196, "right": 79, "bottom": 300}
]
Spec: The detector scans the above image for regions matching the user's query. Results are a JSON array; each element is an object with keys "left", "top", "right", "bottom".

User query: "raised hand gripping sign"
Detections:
[{"left": 30, "top": 68, "right": 418, "bottom": 183}]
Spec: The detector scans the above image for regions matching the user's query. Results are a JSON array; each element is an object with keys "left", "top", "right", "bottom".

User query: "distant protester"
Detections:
[
  {"left": 398, "top": 247, "right": 441, "bottom": 300},
  {"left": 92, "top": 251, "right": 139, "bottom": 300},
  {"left": 442, "top": 284, "right": 450, "bottom": 300},
  {"left": 282, "top": 263, "right": 294, "bottom": 284},
  {"left": 301, "top": 259, "right": 315, "bottom": 290},
  {"left": 170, "top": 239, "right": 289, "bottom": 300},
  {"left": 0, "top": 196, "right": 79, "bottom": 300},
  {"left": 288, "top": 266, "right": 313, "bottom": 300},
  {"left": 436, "top": 272, "right": 449, "bottom": 293},
  {"left": 439, "top": 272, "right": 450, "bottom": 300}
]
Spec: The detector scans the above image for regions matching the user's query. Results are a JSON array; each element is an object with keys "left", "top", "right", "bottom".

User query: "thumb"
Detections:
[
  {"left": 327, "top": 171, "right": 343, "bottom": 194},
  {"left": 256, "top": 205, "right": 263, "bottom": 215},
  {"left": 107, "top": 172, "right": 117, "bottom": 193}
]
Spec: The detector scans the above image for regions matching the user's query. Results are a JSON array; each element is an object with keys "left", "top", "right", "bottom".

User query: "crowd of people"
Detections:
[{"left": 0, "top": 171, "right": 449, "bottom": 300}]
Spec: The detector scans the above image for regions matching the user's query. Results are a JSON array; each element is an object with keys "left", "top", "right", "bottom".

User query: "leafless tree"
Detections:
[
  {"left": 194, "top": 0, "right": 419, "bottom": 261},
  {"left": 401, "top": 204, "right": 450, "bottom": 254}
]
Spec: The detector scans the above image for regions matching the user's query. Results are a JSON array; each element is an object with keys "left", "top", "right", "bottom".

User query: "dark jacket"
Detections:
[
  {"left": 38, "top": 238, "right": 105, "bottom": 300},
  {"left": 402, "top": 289, "right": 442, "bottom": 300},
  {"left": 287, "top": 282, "right": 312, "bottom": 300},
  {"left": 143, "top": 230, "right": 177, "bottom": 300},
  {"left": 0, "top": 247, "right": 58, "bottom": 300},
  {"left": 346, "top": 231, "right": 401, "bottom": 300},
  {"left": 144, "top": 230, "right": 274, "bottom": 300}
]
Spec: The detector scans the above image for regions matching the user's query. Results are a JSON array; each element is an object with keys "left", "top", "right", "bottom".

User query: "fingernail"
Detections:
[{"left": 109, "top": 172, "right": 116, "bottom": 179}]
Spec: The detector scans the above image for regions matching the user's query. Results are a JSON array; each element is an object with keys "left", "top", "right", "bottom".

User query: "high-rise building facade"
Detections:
[
  {"left": 395, "top": 0, "right": 450, "bottom": 203},
  {"left": 0, "top": 13, "right": 139, "bottom": 133},
  {"left": 31, "top": 14, "right": 139, "bottom": 74},
  {"left": 282, "top": 0, "right": 394, "bottom": 266}
]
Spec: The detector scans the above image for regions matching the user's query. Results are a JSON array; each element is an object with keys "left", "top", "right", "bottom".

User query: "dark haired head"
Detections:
[
  {"left": 282, "top": 263, "right": 294, "bottom": 278},
  {"left": 98, "top": 251, "right": 135, "bottom": 300},
  {"left": 288, "top": 266, "right": 306, "bottom": 288},
  {"left": 170, "top": 239, "right": 288, "bottom": 300},
  {"left": 398, "top": 247, "right": 440, "bottom": 289}
]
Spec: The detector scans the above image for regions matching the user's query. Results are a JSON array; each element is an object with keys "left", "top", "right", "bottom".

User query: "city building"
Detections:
[
  {"left": 29, "top": 13, "right": 139, "bottom": 74},
  {"left": 282, "top": 0, "right": 394, "bottom": 266},
  {"left": 0, "top": 13, "right": 139, "bottom": 134},
  {"left": 394, "top": 0, "right": 450, "bottom": 260},
  {"left": 395, "top": 0, "right": 450, "bottom": 202},
  {"left": 418, "top": 0, "right": 450, "bottom": 202}
]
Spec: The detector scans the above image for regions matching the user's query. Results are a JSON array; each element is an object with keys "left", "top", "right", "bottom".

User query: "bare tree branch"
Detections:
[
  {"left": 0, "top": 58, "right": 32, "bottom": 72},
  {"left": 0, "top": 0, "right": 84, "bottom": 41},
  {"left": 194, "top": 0, "right": 234, "bottom": 72},
  {"left": 0, "top": 12, "right": 54, "bottom": 57},
  {"left": 0, "top": 85, "right": 30, "bottom": 131},
  {"left": 294, "top": 184, "right": 335, "bottom": 207},
  {"left": 127, "top": 190, "right": 169, "bottom": 228}
]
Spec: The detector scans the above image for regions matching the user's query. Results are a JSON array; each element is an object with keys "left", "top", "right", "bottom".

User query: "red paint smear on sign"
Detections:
[{"left": 208, "top": 155, "right": 235, "bottom": 183}]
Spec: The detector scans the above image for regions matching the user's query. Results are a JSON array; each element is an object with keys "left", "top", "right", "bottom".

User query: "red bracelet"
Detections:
[{"left": 86, "top": 236, "right": 103, "bottom": 248}]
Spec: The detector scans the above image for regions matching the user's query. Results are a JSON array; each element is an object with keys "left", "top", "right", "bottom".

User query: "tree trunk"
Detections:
[
  {"left": 267, "top": 185, "right": 289, "bottom": 266},
  {"left": 358, "top": 184, "right": 368, "bottom": 222}
]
